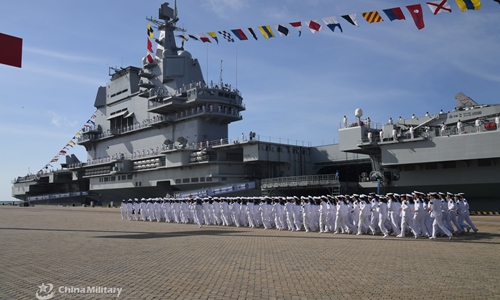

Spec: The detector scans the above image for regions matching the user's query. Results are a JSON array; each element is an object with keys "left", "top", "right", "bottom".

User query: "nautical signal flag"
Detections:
[
  {"left": 383, "top": 7, "right": 406, "bottom": 21},
  {"left": 231, "top": 29, "right": 248, "bottom": 41},
  {"left": 258, "top": 26, "right": 275, "bottom": 39},
  {"left": 197, "top": 33, "right": 211, "bottom": 43},
  {"left": 427, "top": 0, "right": 452, "bottom": 14},
  {"left": 147, "top": 38, "right": 153, "bottom": 53},
  {"left": 275, "top": 25, "right": 290, "bottom": 37},
  {"left": 0, "top": 33, "right": 22, "bottom": 68},
  {"left": 342, "top": 14, "right": 359, "bottom": 27},
  {"left": 322, "top": 16, "right": 343, "bottom": 33},
  {"left": 177, "top": 35, "right": 188, "bottom": 41},
  {"left": 407, "top": 4, "right": 425, "bottom": 29},
  {"left": 207, "top": 32, "right": 218, "bottom": 44},
  {"left": 147, "top": 24, "right": 154, "bottom": 38},
  {"left": 188, "top": 34, "right": 199, "bottom": 41},
  {"left": 289, "top": 22, "right": 302, "bottom": 36},
  {"left": 247, "top": 28, "right": 258, "bottom": 40},
  {"left": 455, "top": 0, "right": 481, "bottom": 11},
  {"left": 306, "top": 20, "right": 322, "bottom": 33},
  {"left": 219, "top": 31, "right": 235, "bottom": 42},
  {"left": 362, "top": 11, "right": 384, "bottom": 23}
]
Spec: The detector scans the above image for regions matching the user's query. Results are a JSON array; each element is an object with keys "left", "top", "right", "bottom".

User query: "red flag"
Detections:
[
  {"left": 147, "top": 38, "right": 153, "bottom": 53},
  {"left": 406, "top": 4, "right": 425, "bottom": 30},
  {"left": 0, "top": 33, "right": 22, "bottom": 68},
  {"left": 306, "top": 20, "right": 322, "bottom": 33},
  {"left": 146, "top": 53, "right": 154, "bottom": 63}
]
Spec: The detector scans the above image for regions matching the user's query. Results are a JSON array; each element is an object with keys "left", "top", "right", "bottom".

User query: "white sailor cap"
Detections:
[{"left": 394, "top": 193, "right": 400, "bottom": 197}]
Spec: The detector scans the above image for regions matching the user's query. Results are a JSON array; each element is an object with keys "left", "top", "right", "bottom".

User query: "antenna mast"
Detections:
[
  {"left": 219, "top": 60, "right": 223, "bottom": 87},
  {"left": 235, "top": 48, "right": 238, "bottom": 90}
]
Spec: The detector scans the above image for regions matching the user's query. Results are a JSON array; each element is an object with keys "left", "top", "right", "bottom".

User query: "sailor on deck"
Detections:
[
  {"left": 457, "top": 119, "right": 463, "bottom": 134},
  {"left": 475, "top": 118, "right": 481, "bottom": 132},
  {"left": 495, "top": 114, "right": 499, "bottom": 130},
  {"left": 440, "top": 122, "right": 446, "bottom": 136},
  {"left": 343, "top": 115, "right": 348, "bottom": 128}
]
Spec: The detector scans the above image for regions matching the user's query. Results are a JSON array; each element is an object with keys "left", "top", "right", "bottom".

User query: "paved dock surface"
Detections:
[{"left": 1, "top": 206, "right": 499, "bottom": 300}]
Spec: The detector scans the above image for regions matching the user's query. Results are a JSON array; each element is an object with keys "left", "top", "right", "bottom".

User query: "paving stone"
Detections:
[{"left": 0, "top": 206, "right": 499, "bottom": 299}]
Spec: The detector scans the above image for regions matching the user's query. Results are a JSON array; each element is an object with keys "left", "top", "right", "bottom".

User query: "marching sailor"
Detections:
[{"left": 428, "top": 193, "right": 453, "bottom": 240}]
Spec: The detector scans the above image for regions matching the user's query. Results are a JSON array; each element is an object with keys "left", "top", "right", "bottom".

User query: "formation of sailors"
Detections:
[{"left": 120, "top": 191, "right": 478, "bottom": 240}]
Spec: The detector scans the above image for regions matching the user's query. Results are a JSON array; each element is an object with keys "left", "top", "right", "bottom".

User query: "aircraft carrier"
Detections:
[
  {"left": 12, "top": 2, "right": 500, "bottom": 211},
  {"left": 11, "top": 2, "right": 367, "bottom": 206}
]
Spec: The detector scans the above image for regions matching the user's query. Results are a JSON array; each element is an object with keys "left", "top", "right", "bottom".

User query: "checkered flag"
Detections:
[{"left": 218, "top": 31, "right": 234, "bottom": 42}]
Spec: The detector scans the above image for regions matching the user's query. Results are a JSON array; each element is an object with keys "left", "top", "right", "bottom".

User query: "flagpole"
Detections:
[
  {"left": 235, "top": 47, "right": 238, "bottom": 90},
  {"left": 206, "top": 44, "right": 209, "bottom": 84}
]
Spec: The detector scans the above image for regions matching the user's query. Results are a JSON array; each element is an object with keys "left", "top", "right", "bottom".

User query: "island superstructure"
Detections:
[{"left": 12, "top": 2, "right": 364, "bottom": 205}]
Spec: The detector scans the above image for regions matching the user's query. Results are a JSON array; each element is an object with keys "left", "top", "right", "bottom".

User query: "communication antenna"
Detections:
[
  {"left": 235, "top": 47, "right": 238, "bottom": 90},
  {"left": 219, "top": 60, "right": 223, "bottom": 87},
  {"left": 206, "top": 44, "right": 209, "bottom": 84}
]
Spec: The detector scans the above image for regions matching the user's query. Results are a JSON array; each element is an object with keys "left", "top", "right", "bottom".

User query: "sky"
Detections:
[{"left": 1, "top": 0, "right": 499, "bottom": 201}]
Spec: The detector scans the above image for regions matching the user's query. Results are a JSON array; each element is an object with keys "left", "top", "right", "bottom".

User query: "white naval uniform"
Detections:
[
  {"left": 284, "top": 201, "right": 295, "bottom": 231},
  {"left": 357, "top": 200, "right": 371, "bottom": 235},
  {"left": 429, "top": 198, "right": 452, "bottom": 239},
  {"left": 120, "top": 200, "right": 127, "bottom": 220},
  {"left": 447, "top": 198, "right": 463, "bottom": 233},
  {"left": 462, "top": 199, "right": 478, "bottom": 232},
  {"left": 413, "top": 198, "right": 429, "bottom": 237},
  {"left": 376, "top": 201, "right": 390, "bottom": 237},
  {"left": 319, "top": 201, "right": 329, "bottom": 233}
]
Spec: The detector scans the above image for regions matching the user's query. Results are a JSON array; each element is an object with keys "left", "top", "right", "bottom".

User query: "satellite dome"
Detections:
[
  {"left": 179, "top": 51, "right": 192, "bottom": 59},
  {"left": 355, "top": 108, "right": 363, "bottom": 118}
]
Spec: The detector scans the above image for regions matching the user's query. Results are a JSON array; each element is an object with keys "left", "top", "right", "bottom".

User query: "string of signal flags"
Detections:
[
  {"left": 159, "top": 0, "right": 488, "bottom": 45},
  {"left": 41, "top": 111, "right": 97, "bottom": 173}
]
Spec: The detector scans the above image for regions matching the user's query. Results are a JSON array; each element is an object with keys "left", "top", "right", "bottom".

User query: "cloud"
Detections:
[
  {"left": 48, "top": 111, "right": 78, "bottom": 128},
  {"left": 24, "top": 47, "right": 106, "bottom": 64},
  {"left": 203, "top": 0, "right": 249, "bottom": 19},
  {"left": 27, "top": 65, "right": 105, "bottom": 86}
]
